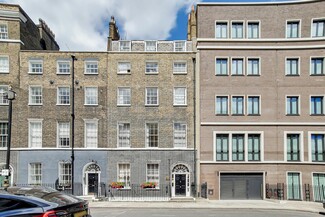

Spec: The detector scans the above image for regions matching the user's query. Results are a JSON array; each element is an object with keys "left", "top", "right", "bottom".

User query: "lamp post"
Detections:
[
  {"left": 3, "top": 87, "right": 16, "bottom": 189},
  {"left": 71, "top": 55, "right": 77, "bottom": 194}
]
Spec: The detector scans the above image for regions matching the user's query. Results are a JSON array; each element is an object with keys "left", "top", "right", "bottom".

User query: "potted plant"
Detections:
[
  {"left": 141, "top": 182, "right": 157, "bottom": 189},
  {"left": 111, "top": 182, "right": 125, "bottom": 189}
]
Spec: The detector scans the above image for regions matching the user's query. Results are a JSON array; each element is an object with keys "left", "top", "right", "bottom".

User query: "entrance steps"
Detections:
[
  {"left": 170, "top": 197, "right": 195, "bottom": 202},
  {"left": 78, "top": 195, "right": 96, "bottom": 202}
]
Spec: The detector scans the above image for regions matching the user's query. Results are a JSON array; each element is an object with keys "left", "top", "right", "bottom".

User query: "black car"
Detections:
[{"left": 0, "top": 186, "right": 91, "bottom": 217}]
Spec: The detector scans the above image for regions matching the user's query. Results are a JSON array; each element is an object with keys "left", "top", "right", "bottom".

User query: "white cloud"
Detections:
[{"left": 2, "top": 0, "right": 199, "bottom": 51}]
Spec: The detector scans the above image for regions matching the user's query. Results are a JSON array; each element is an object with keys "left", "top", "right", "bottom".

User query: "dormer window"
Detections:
[
  {"left": 174, "top": 41, "right": 186, "bottom": 52},
  {"left": 145, "top": 41, "right": 157, "bottom": 51},
  {"left": 120, "top": 41, "right": 131, "bottom": 51}
]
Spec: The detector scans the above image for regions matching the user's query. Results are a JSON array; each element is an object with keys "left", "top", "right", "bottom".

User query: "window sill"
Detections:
[
  {"left": 231, "top": 74, "right": 244, "bottom": 76},
  {"left": 310, "top": 114, "right": 325, "bottom": 116},
  {"left": 145, "top": 72, "right": 159, "bottom": 75},
  {"left": 28, "top": 104, "right": 43, "bottom": 106},
  {"left": 145, "top": 104, "right": 159, "bottom": 107},
  {"left": 215, "top": 114, "right": 229, "bottom": 116},
  {"left": 247, "top": 114, "right": 261, "bottom": 116},
  {"left": 231, "top": 114, "right": 245, "bottom": 116},
  {"left": 117, "top": 72, "right": 131, "bottom": 75},
  {"left": 28, "top": 72, "right": 43, "bottom": 75},
  {"left": 0, "top": 72, "right": 9, "bottom": 74},
  {"left": 84, "top": 104, "right": 99, "bottom": 106},
  {"left": 215, "top": 74, "right": 229, "bottom": 76},
  {"left": 247, "top": 74, "right": 260, "bottom": 76},
  {"left": 310, "top": 74, "right": 325, "bottom": 76},
  {"left": 0, "top": 104, "right": 9, "bottom": 106},
  {"left": 173, "top": 72, "right": 187, "bottom": 75},
  {"left": 117, "top": 104, "right": 131, "bottom": 107},
  {"left": 56, "top": 73, "right": 70, "bottom": 75},
  {"left": 285, "top": 74, "right": 300, "bottom": 76},
  {"left": 286, "top": 114, "right": 300, "bottom": 116},
  {"left": 56, "top": 104, "right": 70, "bottom": 106},
  {"left": 173, "top": 104, "right": 187, "bottom": 107}
]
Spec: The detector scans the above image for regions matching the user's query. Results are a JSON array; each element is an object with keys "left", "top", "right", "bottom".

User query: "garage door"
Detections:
[{"left": 220, "top": 173, "right": 263, "bottom": 200}]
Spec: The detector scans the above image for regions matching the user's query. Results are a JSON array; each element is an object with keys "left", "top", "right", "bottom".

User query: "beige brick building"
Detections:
[
  {"left": 195, "top": 0, "right": 325, "bottom": 201},
  {"left": 0, "top": 4, "right": 196, "bottom": 198}
]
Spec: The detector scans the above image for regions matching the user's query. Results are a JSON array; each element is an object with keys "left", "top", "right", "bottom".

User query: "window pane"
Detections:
[
  {"left": 0, "top": 57, "right": 9, "bottom": 73},
  {"left": 118, "top": 123, "right": 130, "bottom": 148},
  {"left": 174, "top": 88, "right": 186, "bottom": 105},
  {"left": 174, "top": 123, "right": 186, "bottom": 148},
  {"left": 216, "top": 96, "right": 228, "bottom": 115},
  {"left": 146, "top": 88, "right": 158, "bottom": 105},
  {"left": 146, "top": 123, "right": 158, "bottom": 147},
  {"left": 85, "top": 122, "right": 97, "bottom": 148},
  {"left": 118, "top": 164, "right": 130, "bottom": 187},
  {"left": 85, "top": 87, "right": 98, "bottom": 105},
  {"left": 216, "top": 134, "right": 229, "bottom": 161}
]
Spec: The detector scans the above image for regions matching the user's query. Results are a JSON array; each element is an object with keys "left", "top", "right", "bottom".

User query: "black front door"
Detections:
[
  {"left": 88, "top": 173, "right": 98, "bottom": 194},
  {"left": 175, "top": 174, "right": 186, "bottom": 196}
]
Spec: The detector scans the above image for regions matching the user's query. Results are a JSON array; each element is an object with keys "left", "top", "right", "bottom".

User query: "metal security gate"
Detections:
[{"left": 220, "top": 173, "right": 263, "bottom": 200}]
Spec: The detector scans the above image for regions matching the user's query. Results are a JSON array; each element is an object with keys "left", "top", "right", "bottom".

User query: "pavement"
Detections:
[{"left": 88, "top": 198, "right": 325, "bottom": 214}]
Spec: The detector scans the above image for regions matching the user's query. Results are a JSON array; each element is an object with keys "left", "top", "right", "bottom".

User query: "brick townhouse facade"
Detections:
[{"left": 0, "top": 3, "right": 196, "bottom": 198}]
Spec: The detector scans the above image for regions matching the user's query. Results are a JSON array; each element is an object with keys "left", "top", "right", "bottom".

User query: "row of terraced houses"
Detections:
[{"left": 0, "top": 0, "right": 325, "bottom": 201}]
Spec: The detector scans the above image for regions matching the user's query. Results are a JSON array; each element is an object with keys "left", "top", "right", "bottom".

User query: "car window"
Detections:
[{"left": 0, "top": 198, "right": 36, "bottom": 212}]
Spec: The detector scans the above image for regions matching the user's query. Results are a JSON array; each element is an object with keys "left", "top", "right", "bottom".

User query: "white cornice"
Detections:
[
  {"left": 197, "top": 45, "right": 325, "bottom": 50},
  {"left": 6, "top": 148, "right": 195, "bottom": 151},
  {"left": 0, "top": 9, "right": 27, "bottom": 23},
  {"left": 200, "top": 161, "right": 325, "bottom": 165},
  {"left": 197, "top": 0, "right": 322, "bottom": 6},
  {"left": 0, "top": 39, "right": 24, "bottom": 45},
  {"left": 197, "top": 37, "right": 325, "bottom": 43},
  {"left": 201, "top": 122, "right": 325, "bottom": 126}
]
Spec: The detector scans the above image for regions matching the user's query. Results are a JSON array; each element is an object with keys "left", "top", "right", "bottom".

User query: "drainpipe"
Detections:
[{"left": 192, "top": 57, "right": 197, "bottom": 198}]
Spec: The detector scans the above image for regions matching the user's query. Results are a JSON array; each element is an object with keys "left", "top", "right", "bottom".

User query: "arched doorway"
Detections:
[
  {"left": 83, "top": 163, "right": 101, "bottom": 196},
  {"left": 0, "top": 163, "right": 14, "bottom": 187},
  {"left": 171, "top": 164, "right": 190, "bottom": 197}
]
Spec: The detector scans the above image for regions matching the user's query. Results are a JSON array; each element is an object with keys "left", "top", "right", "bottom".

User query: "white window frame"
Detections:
[
  {"left": 286, "top": 171, "right": 302, "bottom": 200},
  {"left": 284, "top": 131, "right": 304, "bottom": 162},
  {"left": 231, "top": 21, "right": 244, "bottom": 39},
  {"left": 29, "top": 85, "right": 43, "bottom": 105},
  {"left": 308, "top": 131, "right": 325, "bottom": 162},
  {"left": 247, "top": 95, "right": 261, "bottom": 115},
  {"left": 285, "top": 95, "right": 300, "bottom": 115},
  {"left": 173, "top": 61, "right": 187, "bottom": 74},
  {"left": 58, "top": 161, "right": 72, "bottom": 187},
  {"left": 215, "top": 57, "right": 229, "bottom": 76},
  {"left": 145, "top": 41, "right": 157, "bottom": 51},
  {"left": 215, "top": 20, "right": 229, "bottom": 39},
  {"left": 117, "top": 163, "right": 131, "bottom": 188},
  {"left": 145, "top": 87, "right": 159, "bottom": 106},
  {"left": 231, "top": 57, "right": 245, "bottom": 75},
  {"left": 247, "top": 21, "right": 260, "bottom": 39},
  {"left": 247, "top": 57, "right": 261, "bottom": 75},
  {"left": 146, "top": 163, "right": 159, "bottom": 186},
  {"left": 117, "top": 122, "right": 131, "bottom": 148},
  {"left": 145, "top": 122, "right": 159, "bottom": 148},
  {"left": 84, "top": 119, "right": 98, "bottom": 148},
  {"left": 28, "top": 119, "right": 42, "bottom": 148},
  {"left": 310, "top": 95, "right": 325, "bottom": 115},
  {"left": 28, "top": 163, "right": 42, "bottom": 185},
  {"left": 119, "top": 41, "right": 131, "bottom": 51},
  {"left": 231, "top": 95, "right": 245, "bottom": 115},
  {"left": 84, "top": 60, "right": 98, "bottom": 74},
  {"left": 311, "top": 18, "right": 325, "bottom": 38},
  {"left": 174, "top": 41, "right": 186, "bottom": 52},
  {"left": 57, "top": 86, "right": 70, "bottom": 105},
  {"left": 84, "top": 87, "right": 98, "bottom": 106},
  {"left": 117, "top": 87, "right": 131, "bottom": 106},
  {"left": 173, "top": 87, "right": 187, "bottom": 106},
  {"left": 215, "top": 95, "right": 229, "bottom": 115},
  {"left": 145, "top": 61, "right": 159, "bottom": 74},
  {"left": 213, "top": 131, "right": 264, "bottom": 162},
  {"left": 310, "top": 57, "right": 325, "bottom": 75},
  {"left": 57, "top": 60, "right": 70, "bottom": 74},
  {"left": 57, "top": 122, "right": 70, "bottom": 148},
  {"left": 0, "top": 24, "right": 8, "bottom": 39},
  {"left": 173, "top": 122, "right": 187, "bottom": 148},
  {"left": 286, "top": 19, "right": 301, "bottom": 39},
  {"left": 117, "top": 62, "right": 131, "bottom": 74},
  {"left": 28, "top": 59, "right": 43, "bottom": 74},
  {"left": 0, "top": 122, "right": 8, "bottom": 148},
  {"left": 0, "top": 56, "right": 9, "bottom": 73},
  {"left": 285, "top": 57, "right": 300, "bottom": 76},
  {"left": 0, "top": 85, "right": 9, "bottom": 105}
]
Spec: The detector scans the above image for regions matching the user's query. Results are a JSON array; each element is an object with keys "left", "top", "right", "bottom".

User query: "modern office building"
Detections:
[
  {"left": 0, "top": 3, "right": 196, "bottom": 198},
  {"left": 195, "top": 0, "right": 325, "bottom": 201}
]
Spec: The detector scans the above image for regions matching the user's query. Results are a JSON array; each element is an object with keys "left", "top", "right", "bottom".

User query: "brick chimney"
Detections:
[
  {"left": 187, "top": 5, "right": 197, "bottom": 40},
  {"left": 107, "top": 16, "right": 120, "bottom": 51}
]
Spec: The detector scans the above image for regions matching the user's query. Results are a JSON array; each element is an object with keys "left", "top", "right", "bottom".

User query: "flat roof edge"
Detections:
[{"left": 197, "top": 0, "right": 322, "bottom": 6}]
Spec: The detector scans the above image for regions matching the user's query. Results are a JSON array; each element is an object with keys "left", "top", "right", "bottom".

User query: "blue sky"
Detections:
[{"left": 1, "top": 0, "right": 290, "bottom": 50}]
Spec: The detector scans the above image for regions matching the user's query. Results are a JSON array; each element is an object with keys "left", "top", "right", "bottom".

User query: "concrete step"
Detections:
[
  {"left": 170, "top": 197, "right": 195, "bottom": 202},
  {"left": 78, "top": 195, "right": 95, "bottom": 202}
]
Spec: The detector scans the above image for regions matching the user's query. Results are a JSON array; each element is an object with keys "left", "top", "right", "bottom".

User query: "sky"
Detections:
[{"left": 0, "top": 0, "right": 290, "bottom": 51}]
